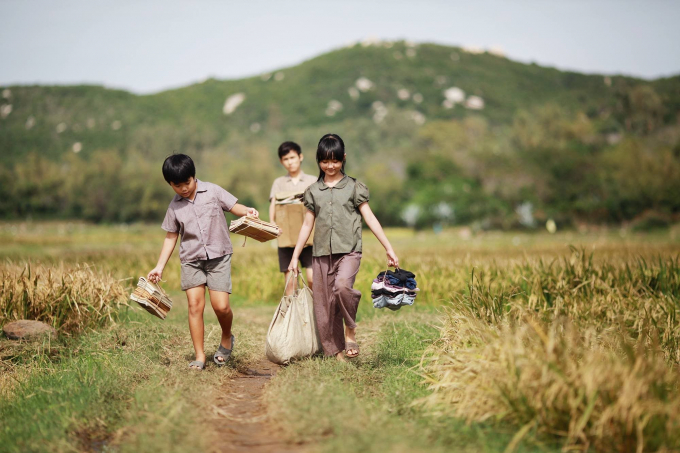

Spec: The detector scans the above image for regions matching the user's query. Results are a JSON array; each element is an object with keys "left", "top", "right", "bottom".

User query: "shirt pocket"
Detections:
[{"left": 200, "top": 201, "right": 222, "bottom": 218}]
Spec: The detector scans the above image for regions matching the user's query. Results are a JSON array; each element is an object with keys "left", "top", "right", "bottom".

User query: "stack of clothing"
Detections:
[{"left": 371, "top": 268, "right": 418, "bottom": 311}]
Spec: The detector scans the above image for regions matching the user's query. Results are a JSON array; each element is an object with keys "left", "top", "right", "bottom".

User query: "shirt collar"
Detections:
[
  {"left": 195, "top": 179, "right": 208, "bottom": 192},
  {"left": 318, "top": 174, "right": 349, "bottom": 191},
  {"left": 285, "top": 170, "right": 306, "bottom": 182}
]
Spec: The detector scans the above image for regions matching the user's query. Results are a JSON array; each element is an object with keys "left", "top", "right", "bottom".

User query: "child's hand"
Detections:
[
  {"left": 147, "top": 267, "right": 163, "bottom": 284},
  {"left": 287, "top": 258, "right": 299, "bottom": 276},
  {"left": 386, "top": 249, "right": 399, "bottom": 268},
  {"left": 247, "top": 207, "right": 259, "bottom": 218}
]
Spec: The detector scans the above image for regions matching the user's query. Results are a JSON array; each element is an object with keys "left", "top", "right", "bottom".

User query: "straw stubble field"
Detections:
[{"left": 1, "top": 221, "right": 679, "bottom": 452}]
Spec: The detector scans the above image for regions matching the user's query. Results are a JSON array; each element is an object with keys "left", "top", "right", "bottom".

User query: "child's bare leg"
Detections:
[
  {"left": 208, "top": 289, "right": 233, "bottom": 362},
  {"left": 345, "top": 325, "right": 357, "bottom": 356},
  {"left": 186, "top": 285, "right": 207, "bottom": 366},
  {"left": 306, "top": 267, "right": 313, "bottom": 292}
]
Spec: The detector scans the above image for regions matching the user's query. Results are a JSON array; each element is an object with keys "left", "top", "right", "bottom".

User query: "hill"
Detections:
[{"left": 1, "top": 41, "right": 679, "bottom": 227}]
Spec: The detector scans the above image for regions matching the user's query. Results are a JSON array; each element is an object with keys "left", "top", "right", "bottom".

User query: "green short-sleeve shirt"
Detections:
[{"left": 303, "top": 175, "right": 370, "bottom": 257}]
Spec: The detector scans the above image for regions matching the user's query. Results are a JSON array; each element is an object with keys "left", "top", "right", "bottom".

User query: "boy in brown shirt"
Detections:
[
  {"left": 269, "top": 142, "right": 317, "bottom": 295},
  {"left": 147, "top": 154, "right": 259, "bottom": 370}
]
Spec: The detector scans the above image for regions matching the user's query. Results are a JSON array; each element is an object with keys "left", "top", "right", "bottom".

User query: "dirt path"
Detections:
[
  {"left": 202, "top": 304, "right": 307, "bottom": 453},
  {"left": 209, "top": 357, "right": 304, "bottom": 453}
]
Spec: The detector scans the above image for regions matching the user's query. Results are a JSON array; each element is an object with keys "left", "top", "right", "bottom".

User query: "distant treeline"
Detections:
[
  {"left": 1, "top": 42, "right": 678, "bottom": 229},
  {"left": 1, "top": 103, "right": 678, "bottom": 230}
]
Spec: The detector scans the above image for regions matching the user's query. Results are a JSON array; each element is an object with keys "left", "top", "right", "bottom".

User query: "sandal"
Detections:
[
  {"left": 214, "top": 335, "right": 235, "bottom": 366},
  {"left": 188, "top": 360, "right": 205, "bottom": 370},
  {"left": 345, "top": 341, "right": 359, "bottom": 358}
]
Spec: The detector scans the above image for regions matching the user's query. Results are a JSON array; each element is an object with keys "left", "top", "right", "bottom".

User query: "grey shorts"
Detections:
[{"left": 180, "top": 254, "right": 232, "bottom": 293}]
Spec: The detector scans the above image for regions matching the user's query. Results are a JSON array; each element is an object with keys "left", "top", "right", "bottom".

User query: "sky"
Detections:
[{"left": 1, "top": 0, "right": 679, "bottom": 94}]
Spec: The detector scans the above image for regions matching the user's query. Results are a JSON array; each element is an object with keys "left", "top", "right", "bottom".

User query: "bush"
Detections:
[
  {"left": 0, "top": 262, "right": 128, "bottom": 334},
  {"left": 630, "top": 210, "right": 672, "bottom": 232}
]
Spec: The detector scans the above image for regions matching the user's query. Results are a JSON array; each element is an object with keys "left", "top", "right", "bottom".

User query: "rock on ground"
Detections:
[{"left": 3, "top": 320, "right": 57, "bottom": 340}]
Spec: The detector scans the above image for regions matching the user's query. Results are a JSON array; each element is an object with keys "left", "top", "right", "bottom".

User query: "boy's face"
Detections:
[
  {"left": 280, "top": 151, "right": 303, "bottom": 174},
  {"left": 170, "top": 177, "right": 197, "bottom": 199}
]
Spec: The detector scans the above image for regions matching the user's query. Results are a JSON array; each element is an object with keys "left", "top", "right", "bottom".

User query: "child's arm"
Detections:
[
  {"left": 230, "top": 203, "right": 259, "bottom": 218},
  {"left": 269, "top": 198, "right": 276, "bottom": 223},
  {"left": 358, "top": 202, "right": 399, "bottom": 267},
  {"left": 147, "top": 232, "right": 179, "bottom": 283},
  {"left": 287, "top": 210, "right": 316, "bottom": 274}
]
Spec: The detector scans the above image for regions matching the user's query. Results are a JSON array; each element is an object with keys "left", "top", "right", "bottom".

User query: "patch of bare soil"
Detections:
[{"left": 209, "top": 358, "right": 306, "bottom": 453}]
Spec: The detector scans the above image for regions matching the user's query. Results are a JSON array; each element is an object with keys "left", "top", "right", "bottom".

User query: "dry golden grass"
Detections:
[
  {"left": 423, "top": 249, "right": 680, "bottom": 452},
  {"left": 0, "top": 261, "right": 128, "bottom": 334}
]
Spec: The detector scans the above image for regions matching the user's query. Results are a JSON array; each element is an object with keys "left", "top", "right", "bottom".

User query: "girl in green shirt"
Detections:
[{"left": 288, "top": 133, "right": 399, "bottom": 361}]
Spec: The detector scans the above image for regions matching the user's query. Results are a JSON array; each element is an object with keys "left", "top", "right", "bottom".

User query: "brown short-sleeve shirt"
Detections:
[
  {"left": 303, "top": 175, "right": 370, "bottom": 257},
  {"left": 161, "top": 179, "right": 238, "bottom": 263},
  {"left": 269, "top": 171, "right": 317, "bottom": 201}
]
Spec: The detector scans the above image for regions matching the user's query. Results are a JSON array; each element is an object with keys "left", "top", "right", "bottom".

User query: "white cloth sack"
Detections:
[{"left": 265, "top": 274, "right": 321, "bottom": 365}]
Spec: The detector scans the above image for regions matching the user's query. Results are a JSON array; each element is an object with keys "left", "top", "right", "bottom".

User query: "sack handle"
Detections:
[
  {"left": 282, "top": 269, "right": 311, "bottom": 297},
  {"left": 297, "top": 270, "right": 310, "bottom": 289},
  {"left": 282, "top": 272, "right": 297, "bottom": 297}
]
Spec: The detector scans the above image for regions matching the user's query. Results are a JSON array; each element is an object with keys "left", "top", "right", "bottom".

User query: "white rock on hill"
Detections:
[
  {"left": 465, "top": 96, "right": 485, "bottom": 110},
  {"left": 223, "top": 93, "right": 246, "bottom": 115},
  {"left": 355, "top": 77, "right": 374, "bottom": 92},
  {"left": 444, "top": 87, "right": 465, "bottom": 103},
  {"left": 1, "top": 104, "right": 12, "bottom": 119}
]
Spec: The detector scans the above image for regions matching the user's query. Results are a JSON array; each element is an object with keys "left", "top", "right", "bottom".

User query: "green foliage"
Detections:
[{"left": 1, "top": 42, "right": 679, "bottom": 227}]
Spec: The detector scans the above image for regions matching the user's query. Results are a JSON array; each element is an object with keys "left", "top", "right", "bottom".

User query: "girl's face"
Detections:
[{"left": 319, "top": 158, "right": 344, "bottom": 177}]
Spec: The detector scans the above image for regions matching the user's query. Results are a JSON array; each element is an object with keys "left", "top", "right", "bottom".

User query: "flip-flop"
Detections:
[
  {"left": 214, "top": 335, "right": 235, "bottom": 366},
  {"left": 345, "top": 341, "right": 359, "bottom": 358},
  {"left": 188, "top": 360, "right": 205, "bottom": 370}
]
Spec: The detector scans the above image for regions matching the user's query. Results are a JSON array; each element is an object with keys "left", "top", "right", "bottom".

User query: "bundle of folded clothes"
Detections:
[{"left": 371, "top": 268, "right": 418, "bottom": 311}]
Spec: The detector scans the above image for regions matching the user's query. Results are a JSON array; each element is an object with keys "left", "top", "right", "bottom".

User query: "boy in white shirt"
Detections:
[{"left": 269, "top": 142, "right": 316, "bottom": 295}]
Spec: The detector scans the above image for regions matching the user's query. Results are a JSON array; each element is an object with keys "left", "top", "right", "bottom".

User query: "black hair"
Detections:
[
  {"left": 162, "top": 154, "right": 196, "bottom": 185},
  {"left": 316, "top": 133, "right": 346, "bottom": 180},
  {"left": 277, "top": 141, "right": 302, "bottom": 159}
]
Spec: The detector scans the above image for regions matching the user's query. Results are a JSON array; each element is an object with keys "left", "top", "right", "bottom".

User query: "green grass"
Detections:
[
  {"left": 265, "top": 312, "right": 559, "bottom": 453},
  {"left": 2, "top": 223, "right": 680, "bottom": 452},
  {"left": 0, "top": 297, "right": 268, "bottom": 453}
]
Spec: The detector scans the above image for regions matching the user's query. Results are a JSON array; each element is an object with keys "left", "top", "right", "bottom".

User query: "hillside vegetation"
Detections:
[{"left": 1, "top": 41, "right": 679, "bottom": 227}]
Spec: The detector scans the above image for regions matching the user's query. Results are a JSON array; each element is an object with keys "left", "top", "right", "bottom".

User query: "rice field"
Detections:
[
  {"left": 1, "top": 221, "right": 679, "bottom": 452},
  {"left": 422, "top": 249, "right": 680, "bottom": 451}
]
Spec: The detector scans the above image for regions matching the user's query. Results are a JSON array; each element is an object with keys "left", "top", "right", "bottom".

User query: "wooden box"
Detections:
[{"left": 275, "top": 201, "right": 314, "bottom": 248}]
